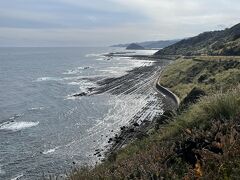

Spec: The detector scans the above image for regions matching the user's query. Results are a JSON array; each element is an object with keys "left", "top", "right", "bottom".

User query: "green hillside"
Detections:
[{"left": 155, "top": 23, "right": 240, "bottom": 56}]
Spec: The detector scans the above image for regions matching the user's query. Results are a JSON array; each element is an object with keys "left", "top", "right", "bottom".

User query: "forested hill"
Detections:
[{"left": 155, "top": 23, "right": 240, "bottom": 56}]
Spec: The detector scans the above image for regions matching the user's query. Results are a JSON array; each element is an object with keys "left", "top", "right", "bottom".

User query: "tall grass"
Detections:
[{"left": 162, "top": 87, "right": 240, "bottom": 139}]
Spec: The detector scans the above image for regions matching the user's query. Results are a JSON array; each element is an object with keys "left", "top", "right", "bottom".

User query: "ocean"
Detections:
[{"left": 0, "top": 47, "right": 165, "bottom": 179}]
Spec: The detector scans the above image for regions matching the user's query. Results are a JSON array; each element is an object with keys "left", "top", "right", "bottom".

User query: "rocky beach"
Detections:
[{"left": 75, "top": 53, "right": 181, "bottom": 160}]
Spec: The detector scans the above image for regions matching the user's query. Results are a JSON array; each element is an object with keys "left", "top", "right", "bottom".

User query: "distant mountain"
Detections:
[
  {"left": 126, "top": 43, "right": 145, "bottom": 50},
  {"left": 155, "top": 23, "right": 240, "bottom": 56},
  {"left": 139, "top": 40, "right": 180, "bottom": 49},
  {"left": 111, "top": 43, "right": 131, "bottom": 48},
  {"left": 111, "top": 39, "right": 180, "bottom": 49}
]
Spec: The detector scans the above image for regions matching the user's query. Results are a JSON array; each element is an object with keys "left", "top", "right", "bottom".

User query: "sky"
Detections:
[{"left": 0, "top": 0, "right": 239, "bottom": 47}]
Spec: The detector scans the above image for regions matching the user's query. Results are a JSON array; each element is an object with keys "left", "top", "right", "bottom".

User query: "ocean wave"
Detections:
[
  {"left": 85, "top": 53, "right": 102, "bottom": 57},
  {"left": 28, "top": 107, "right": 45, "bottom": 111},
  {"left": 62, "top": 69, "right": 80, "bottom": 75},
  {"left": 9, "top": 113, "right": 24, "bottom": 120},
  {"left": 63, "top": 66, "right": 92, "bottom": 75},
  {"left": 96, "top": 57, "right": 105, "bottom": 61},
  {"left": 65, "top": 96, "right": 79, "bottom": 100},
  {"left": 42, "top": 147, "right": 59, "bottom": 155},
  {"left": 68, "top": 82, "right": 82, "bottom": 86},
  {"left": 67, "top": 79, "right": 97, "bottom": 96},
  {"left": 130, "top": 59, "right": 155, "bottom": 67},
  {"left": 36, "top": 77, "right": 63, "bottom": 82},
  {"left": 11, "top": 173, "right": 24, "bottom": 180},
  {"left": 0, "top": 121, "right": 39, "bottom": 131}
]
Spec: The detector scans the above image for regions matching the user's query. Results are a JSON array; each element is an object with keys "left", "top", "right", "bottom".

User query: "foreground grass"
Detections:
[{"left": 70, "top": 57, "right": 240, "bottom": 179}]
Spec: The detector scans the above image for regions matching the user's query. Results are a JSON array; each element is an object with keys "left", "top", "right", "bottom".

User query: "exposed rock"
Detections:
[
  {"left": 120, "top": 126, "right": 126, "bottom": 131},
  {"left": 72, "top": 92, "right": 87, "bottom": 97},
  {"left": 129, "top": 128, "right": 135, "bottom": 133},
  {"left": 133, "top": 122, "right": 139, "bottom": 127},
  {"left": 87, "top": 87, "right": 95, "bottom": 92}
]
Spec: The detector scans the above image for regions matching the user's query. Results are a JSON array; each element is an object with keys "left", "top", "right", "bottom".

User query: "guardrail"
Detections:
[
  {"left": 156, "top": 83, "right": 180, "bottom": 108},
  {"left": 155, "top": 72, "right": 180, "bottom": 109}
]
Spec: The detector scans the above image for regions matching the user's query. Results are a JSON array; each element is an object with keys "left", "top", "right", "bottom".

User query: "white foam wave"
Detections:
[
  {"left": 43, "top": 147, "right": 59, "bottom": 155},
  {"left": 9, "top": 113, "right": 24, "bottom": 120},
  {"left": 85, "top": 53, "right": 102, "bottom": 57},
  {"left": 11, "top": 173, "right": 24, "bottom": 180},
  {"left": 0, "top": 121, "right": 39, "bottom": 131},
  {"left": 62, "top": 69, "right": 80, "bottom": 75},
  {"left": 65, "top": 96, "right": 79, "bottom": 100},
  {"left": 68, "top": 82, "right": 82, "bottom": 86},
  {"left": 129, "top": 59, "right": 155, "bottom": 68},
  {"left": 96, "top": 57, "right": 104, "bottom": 61},
  {"left": 63, "top": 66, "right": 92, "bottom": 75},
  {"left": 36, "top": 77, "right": 63, "bottom": 82},
  {"left": 77, "top": 66, "right": 92, "bottom": 70},
  {"left": 29, "top": 107, "right": 44, "bottom": 111},
  {"left": 68, "top": 79, "right": 97, "bottom": 93}
]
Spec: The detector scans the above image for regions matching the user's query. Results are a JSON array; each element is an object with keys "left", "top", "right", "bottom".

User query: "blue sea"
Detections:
[{"left": 0, "top": 47, "right": 163, "bottom": 179}]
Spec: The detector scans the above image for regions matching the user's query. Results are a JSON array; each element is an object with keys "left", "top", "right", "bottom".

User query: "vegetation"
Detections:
[
  {"left": 160, "top": 56, "right": 240, "bottom": 100},
  {"left": 69, "top": 56, "right": 240, "bottom": 179},
  {"left": 155, "top": 23, "right": 240, "bottom": 56}
]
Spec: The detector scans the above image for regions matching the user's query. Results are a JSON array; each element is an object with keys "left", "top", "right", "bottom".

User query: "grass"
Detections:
[
  {"left": 161, "top": 87, "right": 240, "bottom": 139},
  {"left": 160, "top": 56, "right": 240, "bottom": 100},
  {"left": 69, "top": 56, "right": 240, "bottom": 179}
]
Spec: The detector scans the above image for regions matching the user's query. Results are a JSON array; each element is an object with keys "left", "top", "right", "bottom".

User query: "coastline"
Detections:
[{"left": 101, "top": 55, "right": 180, "bottom": 160}]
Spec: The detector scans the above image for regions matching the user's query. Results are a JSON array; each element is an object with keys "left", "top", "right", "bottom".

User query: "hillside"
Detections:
[
  {"left": 111, "top": 39, "right": 180, "bottom": 49},
  {"left": 155, "top": 23, "right": 240, "bottom": 56}
]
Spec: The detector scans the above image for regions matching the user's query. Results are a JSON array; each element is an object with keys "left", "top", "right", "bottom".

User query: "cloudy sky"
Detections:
[{"left": 0, "top": 0, "right": 239, "bottom": 47}]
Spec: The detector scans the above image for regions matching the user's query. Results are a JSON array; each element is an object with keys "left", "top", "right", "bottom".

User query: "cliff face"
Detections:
[
  {"left": 155, "top": 23, "right": 240, "bottom": 56},
  {"left": 126, "top": 43, "right": 145, "bottom": 50}
]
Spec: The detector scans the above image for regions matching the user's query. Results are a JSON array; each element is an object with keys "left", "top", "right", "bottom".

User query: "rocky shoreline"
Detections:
[
  {"left": 69, "top": 54, "right": 180, "bottom": 161},
  {"left": 88, "top": 54, "right": 181, "bottom": 161},
  {"left": 104, "top": 70, "right": 180, "bottom": 160}
]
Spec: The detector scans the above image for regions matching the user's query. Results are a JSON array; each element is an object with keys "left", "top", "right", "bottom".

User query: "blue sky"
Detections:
[{"left": 0, "top": 0, "right": 240, "bottom": 46}]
